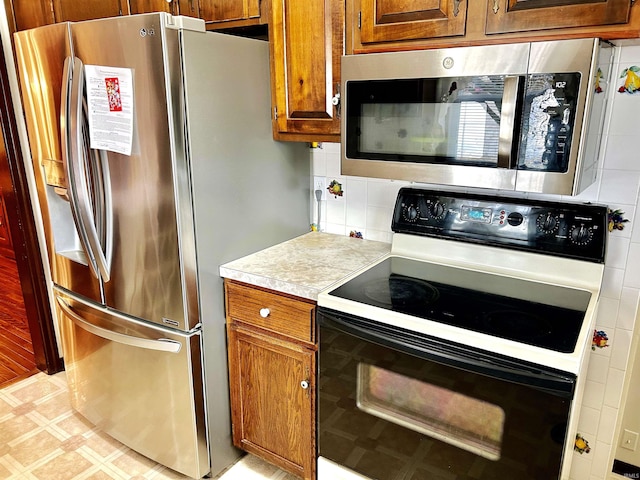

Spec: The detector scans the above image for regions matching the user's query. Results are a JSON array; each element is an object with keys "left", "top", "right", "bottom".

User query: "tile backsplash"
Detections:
[{"left": 310, "top": 43, "right": 640, "bottom": 480}]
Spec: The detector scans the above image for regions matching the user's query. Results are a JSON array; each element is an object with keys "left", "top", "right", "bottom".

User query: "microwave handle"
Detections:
[{"left": 497, "top": 75, "right": 523, "bottom": 169}]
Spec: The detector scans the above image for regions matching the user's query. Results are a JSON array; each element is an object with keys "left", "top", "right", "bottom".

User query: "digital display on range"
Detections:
[{"left": 461, "top": 206, "right": 492, "bottom": 223}]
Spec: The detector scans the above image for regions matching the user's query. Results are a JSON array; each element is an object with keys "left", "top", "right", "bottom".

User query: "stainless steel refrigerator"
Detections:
[{"left": 13, "top": 13, "right": 309, "bottom": 479}]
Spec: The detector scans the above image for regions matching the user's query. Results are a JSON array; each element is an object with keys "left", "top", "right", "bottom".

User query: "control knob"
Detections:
[
  {"left": 429, "top": 201, "right": 446, "bottom": 219},
  {"left": 536, "top": 212, "right": 560, "bottom": 234},
  {"left": 569, "top": 224, "right": 594, "bottom": 246},
  {"left": 402, "top": 204, "right": 420, "bottom": 223},
  {"left": 507, "top": 212, "right": 524, "bottom": 227}
]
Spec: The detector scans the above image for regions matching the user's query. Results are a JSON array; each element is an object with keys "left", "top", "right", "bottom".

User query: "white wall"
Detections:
[{"left": 310, "top": 43, "right": 640, "bottom": 480}]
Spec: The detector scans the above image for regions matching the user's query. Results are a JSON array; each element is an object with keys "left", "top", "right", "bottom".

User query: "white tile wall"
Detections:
[{"left": 310, "top": 43, "right": 640, "bottom": 479}]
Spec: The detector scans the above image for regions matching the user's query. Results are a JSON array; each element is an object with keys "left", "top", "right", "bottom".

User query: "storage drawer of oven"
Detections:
[{"left": 225, "top": 280, "right": 315, "bottom": 343}]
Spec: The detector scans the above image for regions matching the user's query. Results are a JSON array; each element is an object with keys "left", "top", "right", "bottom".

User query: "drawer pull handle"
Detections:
[
  {"left": 259, "top": 308, "right": 270, "bottom": 318},
  {"left": 300, "top": 380, "right": 309, "bottom": 389}
]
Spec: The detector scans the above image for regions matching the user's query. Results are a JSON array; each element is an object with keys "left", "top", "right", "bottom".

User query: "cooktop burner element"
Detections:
[
  {"left": 481, "top": 309, "right": 553, "bottom": 341},
  {"left": 363, "top": 277, "right": 440, "bottom": 308},
  {"left": 330, "top": 257, "right": 591, "bottom": 353}
]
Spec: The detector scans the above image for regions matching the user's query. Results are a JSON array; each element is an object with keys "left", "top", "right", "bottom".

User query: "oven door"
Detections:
[{"left": 318, "top": 309, "right": 576, "bottom": 480}]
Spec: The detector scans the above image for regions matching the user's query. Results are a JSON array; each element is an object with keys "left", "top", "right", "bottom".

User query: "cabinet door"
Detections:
[
  {"left": 228, "top": 325, "right": 315, "bottom": 480},
  {"left": 201, "top": 0, "right": 261, "bottom": 23},
  {"left": 270, "top": 0, "right": 343, "bottom": 141},
  {"left": 178, "top": 0, "right": 265, "bottom": 28},
  {"left": 10, "top": 0, "right": 56, "bottom": 30},
  {"left": 485, "top": 0, "right": 631, "bottom": 34},
  {"left": 360, "top": 0, "right": 467, "bottom": 44},
  {"left": 129, "top": 0, "right": 177, "bottom": 14},
  {"left": 52, "top": 0, "right": 129, "bottom": 21}
]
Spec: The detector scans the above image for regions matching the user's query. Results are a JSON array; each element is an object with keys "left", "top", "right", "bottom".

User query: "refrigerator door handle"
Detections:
[
  {"left": 56, "top": 297, "right": 182, "bottom": 353},
  {"left": 65, "top": 56, "right": 112, "bottom": 282},
  {"left": 61, "top": 56, "right": 99, "bottom": 278}
]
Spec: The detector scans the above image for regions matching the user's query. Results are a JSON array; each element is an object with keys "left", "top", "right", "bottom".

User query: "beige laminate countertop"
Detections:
[{"left": 219, "top": 231, "right": 391, "bottom": 301}]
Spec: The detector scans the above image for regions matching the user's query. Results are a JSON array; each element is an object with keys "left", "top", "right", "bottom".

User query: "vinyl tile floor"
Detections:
[{"left": 0, "top": 371, "right": 295, "bottom": 480}]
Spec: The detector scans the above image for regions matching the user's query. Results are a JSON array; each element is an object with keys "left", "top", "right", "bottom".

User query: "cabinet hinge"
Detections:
[
  {"left": 358, "top": 11, "right": 362, "bottom": 29},
  {"left": 274, "top": 106, "right": 278, "bottom": 120}
]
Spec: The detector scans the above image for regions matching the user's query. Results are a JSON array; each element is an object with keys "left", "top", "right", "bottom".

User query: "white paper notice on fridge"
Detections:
[{"left": 85, "top": 65, "right": 134, "bottom": 156}]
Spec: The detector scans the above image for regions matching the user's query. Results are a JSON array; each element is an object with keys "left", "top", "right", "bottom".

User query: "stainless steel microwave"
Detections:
[{"left": 341, "top": 39, "right": 614, "bottom": 195}]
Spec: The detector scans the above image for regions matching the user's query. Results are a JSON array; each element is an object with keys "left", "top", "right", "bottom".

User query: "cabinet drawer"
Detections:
[{"left": 225, "top": 281, "right": 315, "bottom": 343}]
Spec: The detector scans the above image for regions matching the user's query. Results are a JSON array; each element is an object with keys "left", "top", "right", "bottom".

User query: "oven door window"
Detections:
[
  {"left": 345, "top": 76, "right": 513, "bottom": 168},
  {"left": 319, "top": 313, "right": 574, "bottom": 480},
  {"left": 357, "top": 363, "right": 505, "bottom": 461}
]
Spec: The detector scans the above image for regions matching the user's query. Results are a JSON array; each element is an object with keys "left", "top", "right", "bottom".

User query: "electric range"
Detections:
[{"left": 316, "top": 186, "right": 607, "bottom": 480}]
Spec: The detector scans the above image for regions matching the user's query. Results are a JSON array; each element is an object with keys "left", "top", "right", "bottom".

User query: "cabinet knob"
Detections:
[
  {"left": 259, "top": 308, "right": 270, "bottom": 318},
  {"left": 331, "top": 93, "right": 341, "bottom": 106},
  {"left": 300, "top": 380, "right": 309, "bottom": 389}
]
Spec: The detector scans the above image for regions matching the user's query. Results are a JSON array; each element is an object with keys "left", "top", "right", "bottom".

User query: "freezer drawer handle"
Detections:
[{"left": 57, "top": 297, "right": 182, "bottom": 353}]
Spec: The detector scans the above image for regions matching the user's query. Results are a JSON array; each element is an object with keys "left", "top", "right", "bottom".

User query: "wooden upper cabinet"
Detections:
[
  {"left": 270, "top": 0, "right": 343, "bottom": 142},
  {"left": 8, "top": 0, "right": 249, "bottom": 30},
  {"left": 201, "top": 0, "right": 260, "bottom": 23},
  {"left": 52, "top": 0, "right": 129, "bottom": 21},
  {"left": 349, "top": 0, "right": 640, "bottom": 52},
  {"left": 182, "top": 0, "right": 267, "bottom": 29},
  {"left": 486, "top": 0, "right": 632, "bottom": 34},
  {"left": 129, "top": 0, "right": 178, "bottom": 14},
  {"left": 360, "top": 0, "right": 467, "bottom": 43},
  {"left": 9, "top": 0, "right": 55, "bottom": 31}
]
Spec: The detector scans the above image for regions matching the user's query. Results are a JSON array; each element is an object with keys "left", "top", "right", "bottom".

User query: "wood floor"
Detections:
[{"left": 0, "top": 254, "right": 37, "bottom": 388}]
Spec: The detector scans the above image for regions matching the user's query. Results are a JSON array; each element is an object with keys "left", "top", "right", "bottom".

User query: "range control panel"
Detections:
[{"left": 392, "top": 187, "right": 608, "bottom": 263}]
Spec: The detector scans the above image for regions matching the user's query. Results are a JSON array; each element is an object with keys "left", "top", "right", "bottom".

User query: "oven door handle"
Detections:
[{"left": 318, "top": 310, "right": 576, "bottom": 397}]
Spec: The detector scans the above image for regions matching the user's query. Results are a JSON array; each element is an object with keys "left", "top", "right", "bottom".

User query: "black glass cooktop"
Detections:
[{"left": 329, "top": 257, "right": 592, "bottom": 353}]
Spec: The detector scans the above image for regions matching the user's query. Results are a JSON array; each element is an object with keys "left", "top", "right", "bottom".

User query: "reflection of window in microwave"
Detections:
[
  {"left": 359, "top": 101, "right": 501, "bottom": 163},
  {"left": 358, "top": 75, "right": 506, "bottom": 164},
  {"left": 356, "top": 362, "right": 505, "bottom": 461}
]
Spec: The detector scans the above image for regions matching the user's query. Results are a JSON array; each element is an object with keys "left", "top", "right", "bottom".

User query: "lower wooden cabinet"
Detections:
[{"left": 225, "top": 279, "right": 316, "bottom": 480}]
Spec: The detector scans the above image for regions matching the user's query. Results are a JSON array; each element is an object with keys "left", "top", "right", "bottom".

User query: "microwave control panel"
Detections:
[
  {"left": 392, "top": 187, "right": 607, "bottom": 263},
  {"left": 518, "top": 72, "right": 581, "bottom": 173}
]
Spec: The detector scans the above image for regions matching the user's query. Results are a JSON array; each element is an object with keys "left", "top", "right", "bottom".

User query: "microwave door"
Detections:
[{"left": 342, "top": 75, "right": 520, "bottom": 191}]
